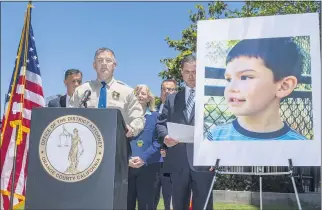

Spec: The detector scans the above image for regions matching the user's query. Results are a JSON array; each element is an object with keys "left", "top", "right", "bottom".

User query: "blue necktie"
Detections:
[{"left": 98, "top": 81, "right": 107, "bottom": 108}]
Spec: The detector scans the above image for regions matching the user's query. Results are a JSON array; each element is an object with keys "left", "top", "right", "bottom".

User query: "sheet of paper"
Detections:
[{"left": 167, "top": 122, "right": 194, "bottom": 143}]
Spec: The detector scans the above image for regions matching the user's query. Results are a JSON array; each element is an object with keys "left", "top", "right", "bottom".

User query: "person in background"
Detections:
[
  {"left": 154, "top": 79, "right": 177, "bottom": 210},
  {"left": 158, "top": 79, "right": 177, "bottom": 113},
  {"left": 48, "top": 69, "right": 82, "bottom": 107},
  {"left": 127, "top": 84, "right": 161, "bottom": 210}
]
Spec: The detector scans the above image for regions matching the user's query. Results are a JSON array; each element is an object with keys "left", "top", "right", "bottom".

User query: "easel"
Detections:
[{"left": 203, "top": 159, "right": 302, "bottom": 210}]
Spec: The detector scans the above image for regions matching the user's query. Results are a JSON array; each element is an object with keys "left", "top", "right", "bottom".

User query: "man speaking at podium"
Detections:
[{"left": 69, "top": 47, "right": 145, "bottom": 138}]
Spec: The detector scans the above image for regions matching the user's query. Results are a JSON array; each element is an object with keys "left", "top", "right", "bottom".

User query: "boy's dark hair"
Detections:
[
  {"left": 64, "top": 69, "right": 82, "bottom": 80},
  {"left": 226, "top": 37, "right": 304, "bottom": 81}
]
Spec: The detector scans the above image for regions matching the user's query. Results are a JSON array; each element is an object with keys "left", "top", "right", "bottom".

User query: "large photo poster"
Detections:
[{"left": 194, "top": 13, "right": 321, "bottom": 166}]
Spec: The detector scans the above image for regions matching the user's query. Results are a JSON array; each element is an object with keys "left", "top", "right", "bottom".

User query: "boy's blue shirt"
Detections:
[
  {"left": 129, "top": 108, "right": 161, "bottom": 165},
  {"left": 207, "top": 119, "right": 307, "bottom": 141}
]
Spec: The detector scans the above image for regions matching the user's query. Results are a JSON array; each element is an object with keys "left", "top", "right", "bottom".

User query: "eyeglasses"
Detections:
[{"left": 162, "top": 88, "right": 176, "bottom": 92}]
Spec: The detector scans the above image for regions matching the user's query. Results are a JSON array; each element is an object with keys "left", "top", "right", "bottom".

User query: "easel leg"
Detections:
[
  {"left": 288, "top": 159, "right": 302, "bottom": 210},
  {"left": 203, "top": 159, "right": 220, "bottom": 210},
  {"left": 259, "top": 176, "right": 263, "bottom": 210},
  {"left": 290, "top": 176, "right": 302, "bottom": 210}
]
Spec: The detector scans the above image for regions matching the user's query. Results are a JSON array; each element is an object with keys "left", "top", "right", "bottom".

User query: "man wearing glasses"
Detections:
[
  {"left": 158, "top": 79, "right": 177, "bottom": 113},
  {"left": 48, "top": 69, "right": 82, "bottom": 107},
  {"left": 155, "top": 79, "right": 177, "bottom": 210}
]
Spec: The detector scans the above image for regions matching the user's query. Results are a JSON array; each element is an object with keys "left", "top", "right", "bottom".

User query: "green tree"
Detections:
[
  {"left": 159, "top": 1, "right": 321, "bottom": 84},
  {"left": 159, "top": 1, "right": 228, "bottom": 88},
  {"left": 154, "top": 96, "right": 161, "bottom": 107}
]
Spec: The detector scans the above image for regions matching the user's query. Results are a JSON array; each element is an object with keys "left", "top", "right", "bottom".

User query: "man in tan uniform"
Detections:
[{"left": 69, "top": 47, "right": 144, "bottom": 137}]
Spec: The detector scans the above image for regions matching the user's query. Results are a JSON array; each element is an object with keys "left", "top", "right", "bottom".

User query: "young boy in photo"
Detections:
[{"left": 207, "top": 37, "right": 308, "bottom": 141}]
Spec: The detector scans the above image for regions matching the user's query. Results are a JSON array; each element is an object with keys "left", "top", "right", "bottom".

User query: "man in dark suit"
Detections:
[
  {"left": 48, "top": 69, "right": 82, "bottom": 107},
  {"left": 154, "top": 79, "right": 177, "bottom": 210},
  {"left": 156, "top": 55, "right": 214, "bottom": 210}
]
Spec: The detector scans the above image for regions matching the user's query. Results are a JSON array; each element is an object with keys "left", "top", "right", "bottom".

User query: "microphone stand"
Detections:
[
  {"left": 83, "top": 101, "right": 88, "bottom": 108},
  {"left": 78, "top": 90, "right": 91, "bottom": 108}
]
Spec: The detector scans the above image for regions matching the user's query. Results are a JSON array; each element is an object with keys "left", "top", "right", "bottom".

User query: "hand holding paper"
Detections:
[
  {"left": 166, "top": 122, "right": 194, "bottom": 144},
  {"left": 164, "top": 135, "right": 179, "bottom": 147}
]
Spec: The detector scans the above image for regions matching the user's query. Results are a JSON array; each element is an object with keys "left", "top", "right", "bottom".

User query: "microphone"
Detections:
[{"left": 79, "top": 90, "right": 91, "bottom": 108}]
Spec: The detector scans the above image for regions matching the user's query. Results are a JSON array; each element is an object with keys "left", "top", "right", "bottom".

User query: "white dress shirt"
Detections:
[
  {"left": 159, "top": 103, "right": 164, "bottom": 113},
  {"left": 66, "top": 94, "right": 71, "bottom": 108}
]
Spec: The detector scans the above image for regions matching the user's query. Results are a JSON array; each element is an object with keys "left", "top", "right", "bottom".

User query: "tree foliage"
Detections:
[
  {"left": 159, "top": 1, "right": 321, "bottom": 85},
  {"left": 159, "top": 2, "right": 228, "bottom": 88},
  {"left": 154, "top": 96, "right": 161, "bottom": 107}
]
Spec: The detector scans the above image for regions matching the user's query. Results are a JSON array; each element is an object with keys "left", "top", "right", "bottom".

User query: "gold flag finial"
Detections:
[{"left": 28, "top": 1, "right": 35, "bottom": 8}]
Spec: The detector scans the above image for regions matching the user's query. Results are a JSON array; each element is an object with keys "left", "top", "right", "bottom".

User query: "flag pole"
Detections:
[{"left": 9, "top": 3, "right": 32, "bottom": 210}]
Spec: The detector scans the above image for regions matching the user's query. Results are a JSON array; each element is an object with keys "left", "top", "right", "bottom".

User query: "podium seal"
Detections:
[{"left": 39, "top": 115, "right": 104, "bottom": 183}]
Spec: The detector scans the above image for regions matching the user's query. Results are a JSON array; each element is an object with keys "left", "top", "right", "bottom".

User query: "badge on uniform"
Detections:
[
  {"left": 112, "top": 91, "right": 120, "bottom": 100},
  {"left": 136, "top": 140, "right": 144, "bottom": 147}
]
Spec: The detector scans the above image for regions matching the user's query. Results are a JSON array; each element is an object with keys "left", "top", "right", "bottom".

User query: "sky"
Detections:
[{"left": 1, "top": 1, "right": 243, "bottom": 114}]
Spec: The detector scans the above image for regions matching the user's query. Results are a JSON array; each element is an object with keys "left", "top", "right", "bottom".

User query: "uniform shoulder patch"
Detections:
[
  {"left": 116, "top": 80, "right": 128, "bottom": 86},
  {"left": 116, "top": 80, "right": 133, "bottom": 90},
  {"left": 115, "top": 80, "right": 134, "bottom": 95}
]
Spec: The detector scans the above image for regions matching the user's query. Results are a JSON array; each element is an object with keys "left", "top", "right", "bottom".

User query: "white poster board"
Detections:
[{"left": 194, "top": 13, "right": 321, "bottom": 166}]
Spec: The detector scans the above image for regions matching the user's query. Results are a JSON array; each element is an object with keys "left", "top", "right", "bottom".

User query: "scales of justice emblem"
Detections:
[
  {"left": 58, "top": 125, "right": 85, "bottom": 174},
  {"left": 39, "top": 115, "right": 104, "bottom": 183}
]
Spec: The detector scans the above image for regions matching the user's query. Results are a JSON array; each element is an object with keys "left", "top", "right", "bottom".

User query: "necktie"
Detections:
[
  {"left": 98, "top": 81, "right": 107, "bottom": 108},
  {"left": 186, "top": 88, "right": 195, "bottom": 119}
]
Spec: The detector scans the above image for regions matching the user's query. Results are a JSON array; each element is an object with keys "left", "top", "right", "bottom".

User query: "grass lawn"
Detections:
[
  {"left": 156, "top": 198, "right": 319, "bottom": 210},
  {"left": 16, "top": 199, "right": 319, "bottom": 210},
  {"left": 156, "top": 198, "right": 259, "bottom": 210}
]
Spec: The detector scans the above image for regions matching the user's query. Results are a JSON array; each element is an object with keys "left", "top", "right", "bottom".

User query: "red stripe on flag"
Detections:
[
  {"left": 2, "top": 193, "right": 10, "bottom": 210},
  {"left": 22, "top": 99, "right": 42, "bottom": 110},
  {"left": 0, "top": 123, "right": 14, "bottom": 176},
  {"left": 17, "top": 76, "right": 44, "bottom": 97},
  {"left": 11, "top": 94, "right": 43, "bottom": 109}
]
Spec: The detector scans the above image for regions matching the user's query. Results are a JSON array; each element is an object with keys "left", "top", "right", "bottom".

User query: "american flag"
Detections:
[{"left": 0, "top": 4, "right": 44, "bottom": 210}]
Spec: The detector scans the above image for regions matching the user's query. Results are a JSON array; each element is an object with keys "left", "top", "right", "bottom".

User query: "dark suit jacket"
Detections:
[
  {"left": 48, "top": 95, "right": 67, "bottom": 107},
  {"left": 157, "top": 103, "right": 168, "bottom": 152},
  {"left": 156, "top": 88, "right": 209, "bottom": 173}
]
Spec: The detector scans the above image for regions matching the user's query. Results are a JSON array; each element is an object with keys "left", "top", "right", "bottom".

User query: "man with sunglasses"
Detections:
[{"left": 48, "top": 69, "right": 82, "bottom": 107}]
